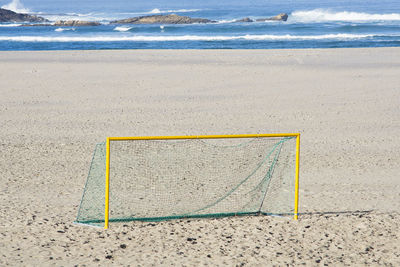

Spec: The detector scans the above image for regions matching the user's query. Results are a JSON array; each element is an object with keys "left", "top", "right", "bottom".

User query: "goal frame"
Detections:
[{"left": 104, "top": 133, "right": 300, "bottom": 229}]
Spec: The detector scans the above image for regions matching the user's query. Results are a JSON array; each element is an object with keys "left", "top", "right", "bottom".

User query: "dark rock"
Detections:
[
  {"left": 0, "top": 8, "right": 48, "bottom": 22},
  {"left": 256, "top": 13, "right": 288, "bottom": 22},
  {"left": 20, "top": 20, "right": 101, "bottom": 27},
  {"left": 54, "top": 20, "right": 101, "bottom": 26},
  {"left": 110, "top": 14, "right": 216, "bottom": 24},
  {"left": 365, "top": 246, "right": 373, "bottom": 252},
  {"left": 236, "top": 17, "right": 253, "bottom": 23}
]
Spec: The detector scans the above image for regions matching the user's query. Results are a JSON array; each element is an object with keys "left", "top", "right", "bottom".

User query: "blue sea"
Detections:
[{"left": 1, "top": 0, "right": 400, "bottom": 50}]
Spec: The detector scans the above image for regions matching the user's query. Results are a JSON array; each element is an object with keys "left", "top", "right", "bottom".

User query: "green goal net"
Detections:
[{"left": 75, "top": 135, "right": 299, "bottom": 228}]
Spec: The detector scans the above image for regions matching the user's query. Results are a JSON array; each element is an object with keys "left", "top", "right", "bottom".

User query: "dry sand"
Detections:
[{"left": 0, "top": 48, "right": 399, "bottom": 266}]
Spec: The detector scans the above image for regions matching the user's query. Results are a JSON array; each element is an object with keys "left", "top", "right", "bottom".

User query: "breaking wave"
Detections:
[
  {"left": 0, "top": 23, "right": 22, "bottom": 27},
  {"left": 290, "top": 9, "right": 400, "bottom": 22},
  {"left": 54, "top": 28, "right": 75, "bottom": 32},
  {"left": 1, "top": 0, "right": 30, "bottom": 13},
  {"left": 149, "top": 8, "right": 201, "bottom": 14},
  {"left": 113, "top": 26, "right": 132, "bottom": 32},
  {"left": 216, "top": 19, "right": 237, "bottom": 24},
  {"left": 32, "top": 12, "right": 114, "bottom": 23}
]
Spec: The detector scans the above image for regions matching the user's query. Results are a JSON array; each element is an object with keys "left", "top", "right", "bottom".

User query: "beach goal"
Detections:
[{"left": 75, "top": 134, "right": 300, "bottom": 229}]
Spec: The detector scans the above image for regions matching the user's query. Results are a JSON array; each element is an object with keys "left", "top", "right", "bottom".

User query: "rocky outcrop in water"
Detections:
[
  {"left": 110, "top": 14, "right": 216, "bottom": 24},
  {"left": 21, "top": 20, "right": 101, "bottom": 27},
  {"left": 2, "top": 9, "right": 289, "bottom": 26},
  {"left": 236, "top": 17, "right": 254, "bottom": 23},
  {"left": 0, "top": 8, "right": 48, "bottom": 22},
  {"left": 54, "top": 20, "right": 101, "bottom": 26},
  {"left": 256, "top": 13, "right": 288, "bottom": 22}
]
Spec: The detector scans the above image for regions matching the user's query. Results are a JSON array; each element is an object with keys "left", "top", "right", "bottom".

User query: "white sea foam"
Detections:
[
  {"left": 55, "top": 28, "right": 75, "bottom": 32},
  {"left": 1, "top": 0, "right": 30, "bottom": 13},
  {"left": 149, "top": 8, "right": 201, "bottom": 14},
  {"left": 0, "top": 23, "right": 22, "bottom": 27},
  {"left": 217, "top": 18, "right": 281, "bottom": 24},
  {"left": 290, "top": 9, "right": 400, "bottom": 22},
  {"left": 114, "top": 26, "right": 132, "bottom": 32},
  {"left": 169, "top": 9, "right": 201, "bottom": 13},
  {"left": 216, "top": 19, "right": 237, "bottom": 24},
  {"left": 36, "top": 12, "right": 114, "bottom": 23},
  {"left": 149, "top": 8, "right": 161, "bottom": 14},
  {"left": 0, "top": 33, "right": 383, "bottom": 42}
]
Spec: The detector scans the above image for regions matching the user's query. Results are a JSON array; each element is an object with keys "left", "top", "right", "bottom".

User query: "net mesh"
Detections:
[{"left": 75, "top": 137, "right": 296, "bottom": 226}]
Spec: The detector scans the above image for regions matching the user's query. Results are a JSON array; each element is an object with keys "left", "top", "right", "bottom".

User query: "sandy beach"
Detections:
[{"left": 0, "top": 48, "right": 399, "bottom": 266}]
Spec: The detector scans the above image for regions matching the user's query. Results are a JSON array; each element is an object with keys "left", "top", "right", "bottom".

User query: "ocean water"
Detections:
[{"left": 1, "top": 0, "right": 400, "bottom": 50}]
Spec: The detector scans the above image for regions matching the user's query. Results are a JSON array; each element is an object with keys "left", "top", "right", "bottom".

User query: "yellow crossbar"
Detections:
[{"left": 108, "top": 133, "right": 299, "bottom": 141}]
